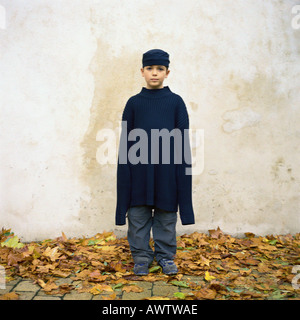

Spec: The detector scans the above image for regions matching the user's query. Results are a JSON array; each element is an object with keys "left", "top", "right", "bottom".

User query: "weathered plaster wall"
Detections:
[{"left": 0, "top": 0, "right": 299, "bottom": 241}]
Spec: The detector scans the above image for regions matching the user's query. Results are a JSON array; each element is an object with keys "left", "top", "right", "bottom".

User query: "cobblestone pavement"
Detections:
[{"left": 1, "top": 275, "right": 200, "bottom": 300}]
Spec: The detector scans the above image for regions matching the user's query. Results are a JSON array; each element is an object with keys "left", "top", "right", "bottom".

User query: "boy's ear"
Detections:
[
  {"left": 165, "top": 69, "right": 170, "bottom": 78},
  {"left": 141, "top": 67, "right": 145, "bottom": 77}
]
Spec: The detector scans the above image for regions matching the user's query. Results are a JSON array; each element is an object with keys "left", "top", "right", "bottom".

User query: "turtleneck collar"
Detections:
[{"left": 139, "top": 86, "right": 172, "bottom": 98}]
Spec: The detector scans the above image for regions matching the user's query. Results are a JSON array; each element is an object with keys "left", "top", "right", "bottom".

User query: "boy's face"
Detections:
[{"left": 141, "top": 65, "right": 170, "bottom": 89}]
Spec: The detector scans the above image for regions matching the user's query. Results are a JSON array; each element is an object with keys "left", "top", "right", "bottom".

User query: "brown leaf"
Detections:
[
  {"left": 58, "top": 283, "right": 74, "bottom": 294},
  {"left": 208, "top": 227, "right": 223, "bottom": 239},
  {"left": 257, "top": 263, "right": 271, "bottom": 273},
  {"left": 43, "top": 246, "right": 61, "bottom": 262},
  {"left": 122, "top": 285, "right": 144, "bottom": 293},
  {"left": 72, "top": 269, "right": 90, "bottom": 281},
  {"left": 88, "top": 269, "right": 101, "bottom": 280},
  {"left": 209, "top": 281, "right": 227, "bottom": 292},
  {"left": 38, "top": 279, "right": 58, "bottom": 292},
  {"left": 51, "top": 270, "right": 71, "bottom": 278},
  {"left": 110, "top": 261, "right": 127, "bottom": 273},
  {"left": 244, "top": 232, "right": 255, "bottom": 238},
  {"left": 7, "top": 253, "right": 24, "bottom": 266},
  {"left": 0, "top": 292, "right": 19, "bottom": 300},
  {"left": 90, "top": 284, "right": 114, "bottom": 295},
  {"left": 102, "top": 292, "right": 117, "bottom": 300},
  {"left": 240, "top": 290, "right": 263, "bottom": 299},
  {"left": 61, "top": 232, "right": 68, "bottom": 242},
  {"left": 193, "top": 288, "right": 217, "bottom": 300},
  {"left": 240, "top": 258, "right": 259, "bottom": 266}
]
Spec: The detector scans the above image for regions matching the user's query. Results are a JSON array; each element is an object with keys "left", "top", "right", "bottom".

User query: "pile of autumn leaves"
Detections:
[{"left": 0, "top": 227, "right": 299, "bottom": 300}]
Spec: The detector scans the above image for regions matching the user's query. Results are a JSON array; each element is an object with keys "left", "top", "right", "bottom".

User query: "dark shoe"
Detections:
[
  {"left": 133, "top": 263, "right": 149, "bottom": 276},
  {"left": 159, "top": 259, "right": 178, "bottom": 275}
]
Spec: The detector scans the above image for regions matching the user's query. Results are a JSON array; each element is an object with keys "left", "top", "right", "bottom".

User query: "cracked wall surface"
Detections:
[{"left": 0, "top": 0, "right": 299, "bottom": 240}]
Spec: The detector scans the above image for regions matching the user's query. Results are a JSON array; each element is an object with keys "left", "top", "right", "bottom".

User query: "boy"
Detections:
[{"left": 116, "top": 49, "right": 195, "bottom": 275}]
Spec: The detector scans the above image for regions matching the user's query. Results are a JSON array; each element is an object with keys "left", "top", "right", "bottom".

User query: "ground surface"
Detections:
[{"left": 0, "top": 227, "right": 299, "bottom": 300}]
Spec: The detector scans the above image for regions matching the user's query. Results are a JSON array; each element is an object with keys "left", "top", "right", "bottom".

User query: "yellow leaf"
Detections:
[
  {"left": 1, "top": 236, "right": 24, "bottom": 249},
  {"left": 96, "top": 245, "right": 115, "bottom": 251},
  {"left": 204, "top": 271, "right": 216, "bottom": 282},
  {"left": 105, "top": 235, "right": 116, "bottom": 242},
  {"left": 90, "top": 284, "right": 113, "bottom": 295}
]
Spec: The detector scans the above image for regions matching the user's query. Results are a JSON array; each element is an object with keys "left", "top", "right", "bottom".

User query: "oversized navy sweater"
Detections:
[{"left": 115, "top": 86, "right": 195, "bottom": 225}]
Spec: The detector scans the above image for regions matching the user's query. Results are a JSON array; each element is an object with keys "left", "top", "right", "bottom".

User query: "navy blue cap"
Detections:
[{"left": 142, "top": 49, "right": 170, "bottom": 68}]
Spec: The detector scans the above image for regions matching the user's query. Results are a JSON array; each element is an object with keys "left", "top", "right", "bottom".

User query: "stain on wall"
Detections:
[{"left": 79, "top": 39, "right": 142, "bottom": 234}]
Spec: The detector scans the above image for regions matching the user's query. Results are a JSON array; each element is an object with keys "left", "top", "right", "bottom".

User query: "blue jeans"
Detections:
[{"left": 127, "top": 205, "right": 177, "bottom": 265}]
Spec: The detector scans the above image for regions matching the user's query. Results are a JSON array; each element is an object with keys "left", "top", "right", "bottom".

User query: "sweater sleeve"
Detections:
[
  {"left": 115, "top": 100, "right": 134, "bottom": 225},
  {"left": 176, "top": 97, "right": 195, "bottom": 225}
]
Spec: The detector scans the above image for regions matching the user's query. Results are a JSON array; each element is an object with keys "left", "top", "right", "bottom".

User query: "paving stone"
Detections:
[
  {"left": 122, "top": 289, "right": 152, "bottom": 300},
  {"left": 14, "top": 280, "right": 40, "bottom": 292},
  {"left": 6, "top": 277, "right": 22, "bottom": 287},
  {"left": 152, "top": 284, "right": 178, "bottom": 297},
  {"left": 0, "top": 287, "right": 13, "bottom": 294},
  {"left": 92, "top": 294, "right": 122, "bottom": 300},
  {"left": 16, "top": 291, "right": 37, "bottom": 300},
  {"left": 154, "top": 281, "right": 174, "bottom": 286},
  {"left": 54, "top": 277, "right": 73, "bottom": 286},
  {"left": 63, "top": 291, "right": 93, "bottom": 300},
  {"left": 182, "top": 275, "right": 203, "bottom": 283},
  {"left": 33, "top": 295, "right": 61, "bottom": 300},
  {"left": 134, "top": 281, "right": 153, "bottom": 290},
  {"left": 36, "top": 291, "right": 64, "bottom": 298}
]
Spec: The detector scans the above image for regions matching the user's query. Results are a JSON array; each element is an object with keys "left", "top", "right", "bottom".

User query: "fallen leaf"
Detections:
[
  {"left": 112, "top": 282, "right": 124, "bottom": 290},
  {"left": 208, "top": 227, "right": 223, "bottom": 239},
  {"left": 149, "top": 265, "right": 161, "bottom": 273},
  {"left": 204, "top": 271, "right": 216, "bottom": 282},
  {"left": 102, "top": 292, "right": 117, "bottom": 300},
  {"left": 52, "top": 270, "right": 71, "bottom": 278},
  {"left": 7, "top": 252, "right": 24, "bottom": 266},
  {"left": 61, "top": 232, "right": 68, "bottom": 242},
  {"left": 110, "top": 261, "right": 127, "bottom": 273},
  {"left": 90, "top": 284, "right": 114, "bottom": 295},
  {"left": 88, "top": 269, "right": 101, "bottom": 280},
  {"left": 0, "top": 292, "right": 19, "bottom": 300},
  {"left": 1, "top": 228, "right": 299, "bottom": 301},
  {"left": 43, "top": 246, "right": 61, "bottom": 262},
  {"left": 122, "top": 285, "right": 143, "bottom": 293},
  {"left": 193, "top": 288, "right": 217, "bottom": 300},
  {"left": 245, "top": 232, "right": 255, "bottom": 238},
  {"left": 38, "top": 279, "right": 58, "bottom": 292},
  {"left": 144, "top": 296, "right": 171, "bottom": 300},
  {"left": 174, "top": 292, "right": 186, "bottom": 299},
  {"left": 1, "top": 236, "right": 24, "bottom": 249},
  {"left": 58, "top": 283, "right": 74, "bottom": 294},
  {"left": 170, "top": 280, "right": 189, "bottom": 288}
]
